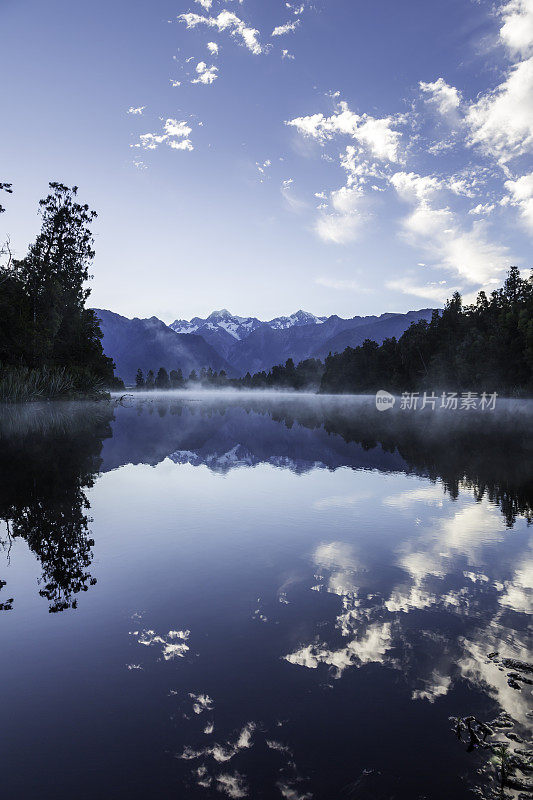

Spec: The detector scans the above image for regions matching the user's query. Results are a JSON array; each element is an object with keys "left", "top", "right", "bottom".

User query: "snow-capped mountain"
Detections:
[
  {"left": 170, "top": 309, "right": 325, "bottom": 341},
  {"left": 267, "top": 310, "right": 328, "bottom": 330},
  {"left": 166, "top": 306, "right": 435, "bottom": 374},
  {"left": 93, "top": 305, "right": 436, "bottom": 382}
]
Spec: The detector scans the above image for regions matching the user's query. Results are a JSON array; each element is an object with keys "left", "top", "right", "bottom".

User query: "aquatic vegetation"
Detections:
[
  {"left": 451, "top": 658, "right": 533, "bottom": 798},
  {"left": 0, "top": 364, "right": 108, "bottom": 402}
]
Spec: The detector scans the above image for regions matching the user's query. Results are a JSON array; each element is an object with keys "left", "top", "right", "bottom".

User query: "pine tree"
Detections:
[
  {"left": 169, "top": 368, "right": 184, "bottom": 388},
  {"left": 156, "top": 367, "right": 170, "bottom": 388},
  {"left": 135, "top": 368, "right": 145, "bottom": 388}
]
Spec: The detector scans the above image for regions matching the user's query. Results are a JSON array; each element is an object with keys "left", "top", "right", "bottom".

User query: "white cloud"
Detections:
[
  {"left": 179, "top": 722, "right": 256, "bottom": 770},
  {"left": 411, "top": 672, "right": 452, "bottom": 702},
  {"left": 500, "top": 0, "right": 533, "bottom": 57},
  {"left": 280, "top": 178, "right": 308, "bottom": 212},
  {"left": 272, "top": 20, "right": 299, "bottom": 36},
  {"left": 504, "top": 171, "right": 533, "bottom": 230},
  {"left": 189, "top": 692, "right": 214, "bottom": 714},
  {"left": 284, "top": 621, "right": 393, "bottom": 678},
  {"left": 313, "top": 541, "right": 359, "bottom": 571},
  {"left": 132, "top": 119, "right": 194, "bottom": 152},
  {"left": 419, "top": 77, "right": 462, "bottom": 115},
  {"left": 390, "top": 170, "right": 510, "bottom": 286},
  {"left": 469, "top": 202, "right": 495, "bottom": 215},
  {"left": 466, "top": 56, "right": 533, "bottom": 165},
  {"left": 170, "top": 79, "right": 181, "bottom": 87},
  {"left": 286, "top": 1, "right": 305, "bottom": 13},
  {"left": 282, "top": 49, "right": 295, "bottom": 59},
  {"left": 128, "top": 106, "right": 145, "bottom": 115},
  {"left": 390, "top": 171, "right": 441, "bottom": 202},
  {"left": 195, "top": 0, "right": 212, "bottom": 8},
  {"left": 383, "top": 485, "right": 446, "bottom": 509},
  {"left": 130, "top": 628, "right": 190, "bottom": 660},
  {"left": 386, "top": 278, "right": 459, "bottom": 304},
  {"left": 180, "top": 10, "right": 264, "bottom": 55},
  {"left": 207, "top": 41, "right": 219, "bottom": 55},
  {"left": 192, "top": 61, "right": 218, "bottom": 84},
  {"left": 315, "top": 186, "right": 367, "bottom": 243},
  {"left": 416, "top": 5, "right": 533, "bottom": 169},
  {"left": 216, "top": 772, "right": 247, "bottom": 799},
  {"left": 256, "top": 159, "right": 272, "bottom": 181},
  {"left": 287, "top": 101, "right": 402, "bottom": 162},
  {"left": 446, "top": 176, "right": 478, "bottom": 197},
  {"left": 499, "top": 555, "right": 533, "bottom": 613}
]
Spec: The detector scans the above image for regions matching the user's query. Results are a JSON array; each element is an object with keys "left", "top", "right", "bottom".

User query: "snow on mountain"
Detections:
[
  {"left": 166, "top": 306, "right": 436, "bottom": 375},
  {"left": 169, "top": 309, "right": 326, "bottom": 341},
  {"left": 268, "top": 310, "right": 328, "bottom": 330},
  {"left": 170, "top": 320, "right": 200, "bottom": 335}
]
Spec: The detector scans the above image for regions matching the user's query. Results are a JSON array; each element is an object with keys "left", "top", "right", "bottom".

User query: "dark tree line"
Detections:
[
  {"left": 236, "top": 358, "right": 324, "bottom": 390},
  {"left": 225, "top": 270, "right": 532, "bottom": 396},
  {"left": 134, "top": 366, "right": 229, "bottom": 389},
  {"left": 319, "top": 268, "right": 533, "bottom": 395},
  {"left": 0, "top": 182, "right": 122, "bottom": 397},
  {"left": 133, "top": 360, "right": 324, "bottom": 391}
]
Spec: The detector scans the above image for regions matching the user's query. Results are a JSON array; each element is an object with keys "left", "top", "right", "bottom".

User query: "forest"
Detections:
[{"left": 319, "top": 267, "right": 533, "bottom": 395}]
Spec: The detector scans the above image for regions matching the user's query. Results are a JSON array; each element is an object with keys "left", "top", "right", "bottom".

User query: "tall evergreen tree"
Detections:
[
  {"left": 156, "top": 366, "right": 170, "bottom": 388},
  {"left": 169, "top": 368, "right": 184, "bottom": 388}
]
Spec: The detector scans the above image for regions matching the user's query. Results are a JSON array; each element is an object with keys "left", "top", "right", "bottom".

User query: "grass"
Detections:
[{"left": 0, "top": 365, "right": 106, "bottom": 402}]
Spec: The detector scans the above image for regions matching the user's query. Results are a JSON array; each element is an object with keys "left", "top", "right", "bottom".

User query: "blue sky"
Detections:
[{"left": 1, "top": 0, "right": 532, "bottom": 322}]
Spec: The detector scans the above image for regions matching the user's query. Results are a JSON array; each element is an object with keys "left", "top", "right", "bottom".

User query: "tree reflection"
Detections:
[
  {"left": 242, "top": 396, "right": 533, "bottom": 526},
  {"left": 104, "top": 395, "right": 533, "bottom": 527},
  {"left": 0, "top": 402, "right": 114, "bottom": 612}
]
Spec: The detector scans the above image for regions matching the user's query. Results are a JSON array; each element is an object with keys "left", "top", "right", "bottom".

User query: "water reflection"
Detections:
[
  {"left": 97, "top": 394, "right": 533, "bottom": 529},
  {"left": 0, "top": 394, "right": 531, "bottom": 799},
  {"left": 0, "top": 402, "right": 113, "bottom": 611}
]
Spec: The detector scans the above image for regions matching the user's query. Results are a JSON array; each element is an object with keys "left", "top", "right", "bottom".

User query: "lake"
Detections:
[{"left": 1, "top": 393, "right": 531, "bottom": 799}]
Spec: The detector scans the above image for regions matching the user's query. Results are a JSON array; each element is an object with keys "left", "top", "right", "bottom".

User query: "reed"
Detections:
[{"left": 0, "top": 365, "right": 104, "bottom": 402}]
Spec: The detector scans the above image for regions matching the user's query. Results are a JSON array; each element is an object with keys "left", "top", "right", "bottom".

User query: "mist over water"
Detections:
[{"left": 0, "top": 394, "right": 531, "bottom": 799}]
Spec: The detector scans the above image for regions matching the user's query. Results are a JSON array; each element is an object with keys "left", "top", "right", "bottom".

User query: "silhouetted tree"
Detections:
[
  {"left": 136, "top": 368, "right": 145, "bottom": 388},
  {"left": 0, "top": 182, "right": 118, "bottom": 394},
  {"left": 169, "top": 368, "right": 184, "bottom": 388},
  {"left": 156, "top": 366, "right": 170, "bottom": 389},
  {"left": 0, "top": 182, "right": 13, "bottom": 214}
]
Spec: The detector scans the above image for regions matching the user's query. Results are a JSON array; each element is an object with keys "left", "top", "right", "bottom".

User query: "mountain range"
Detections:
[{"left": 94, "top": 306, "right": 435, "bottom": 384}]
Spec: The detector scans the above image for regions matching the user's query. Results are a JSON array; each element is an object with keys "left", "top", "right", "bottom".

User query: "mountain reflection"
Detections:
[
  {"left": 103, "top": 395, "right": 533, "bottom": 526},
  {"left": 0, "top": 402, "right": 114, "bottom": 612},
  {"left": 1, "top": 395, "right": 531, "bottom": 616},
  {"left": 1, "top": 395, "right": 531, "bottom": 799}
]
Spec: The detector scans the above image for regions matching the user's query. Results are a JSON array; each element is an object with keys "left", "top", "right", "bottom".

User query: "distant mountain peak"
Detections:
[{"left": 95, "top": 306, "right": 437, "bottom": 381}]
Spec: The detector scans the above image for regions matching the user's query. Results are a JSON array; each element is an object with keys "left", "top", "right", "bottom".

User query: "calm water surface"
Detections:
[{"left": 1, "top": 393, "right": 531, "bottom": 800}]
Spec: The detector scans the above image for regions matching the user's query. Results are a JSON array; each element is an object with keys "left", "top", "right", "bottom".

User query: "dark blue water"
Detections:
[{"left": 1, "top": 394, "right": 531, "bottom": 799}]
